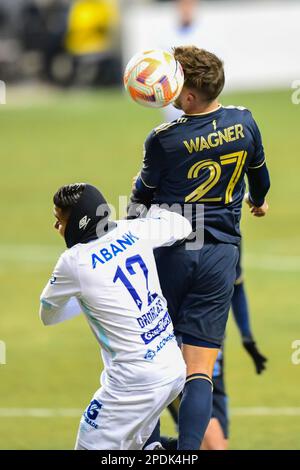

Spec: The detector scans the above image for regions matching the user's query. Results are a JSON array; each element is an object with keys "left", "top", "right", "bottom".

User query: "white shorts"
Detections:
[{"left": 75, "top": 374, "right": 185, "bottom": 450}]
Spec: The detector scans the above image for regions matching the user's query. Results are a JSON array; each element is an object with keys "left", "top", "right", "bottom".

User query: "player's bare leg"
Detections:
[
  {"left": 201, "top": 418, "right": 228, "bottom": 450},
  {"left": 182, "top": 344, "right": 219, "bottom": 377}
]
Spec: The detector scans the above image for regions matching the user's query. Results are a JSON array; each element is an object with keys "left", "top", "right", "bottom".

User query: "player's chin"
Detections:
[{"left": 58, "top": 227, "right": 66, "bottom": 237}]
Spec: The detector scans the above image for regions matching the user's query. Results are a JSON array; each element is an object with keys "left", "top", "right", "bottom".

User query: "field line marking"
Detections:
[
  {"left": 0, "top": 408, "right": 82, "bottom": 418},
  {"left": 244, "top": 254, "right": 300, "bottom": 272},
  {"left": 1, "top": 407, "right": 300, "bottom": 418},
  {"left": 230, "top": 407, "right": 300, "bottom": 416},
  {"left": 0, "top": 245, "right": 300, "bottom": 272}
]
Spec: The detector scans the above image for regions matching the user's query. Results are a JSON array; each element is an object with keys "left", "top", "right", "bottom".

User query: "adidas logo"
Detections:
[{"left": 79, "top": 215, "right": 91, "bottom": 230}]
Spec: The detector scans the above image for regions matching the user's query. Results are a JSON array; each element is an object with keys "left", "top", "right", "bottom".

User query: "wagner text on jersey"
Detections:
[{"left": 183, "top": 124, "right": 245, "bottom": 154}]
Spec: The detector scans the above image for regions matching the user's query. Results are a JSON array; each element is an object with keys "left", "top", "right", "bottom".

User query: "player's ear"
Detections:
[{"left": 186, "top": 91, "right": 197, "bottom": 105}]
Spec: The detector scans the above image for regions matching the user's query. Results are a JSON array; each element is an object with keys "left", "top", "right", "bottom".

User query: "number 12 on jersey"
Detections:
[{"left": 113, "top": 254, "right": 154, "bottom": 311}]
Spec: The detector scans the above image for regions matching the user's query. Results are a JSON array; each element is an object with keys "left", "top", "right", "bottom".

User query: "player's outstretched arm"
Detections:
[
  {"left": 39, "top": 252, "right": 81, "bottom": 326},
  {"left": 245, "top": 162, "right": 270, "bottom": 217},
  {"left": 135, "top": 205, "right": 192, "bottom": 249},
  {"left": 40, "top": 297, "right": 82, "bottom": 326},
  {"left": 242, "top": 336, "right": 268, "bottom": 374},
  {"left": 246, "top": 115, "right": 271, "bottom": 217},
  {"left": 231, "top": 280, "right": 268, "bottom": 374}
]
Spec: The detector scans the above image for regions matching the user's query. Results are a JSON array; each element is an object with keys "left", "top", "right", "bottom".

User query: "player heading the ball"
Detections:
[{"left": 129, "top": 45, "right": 271, "bottom": 450}]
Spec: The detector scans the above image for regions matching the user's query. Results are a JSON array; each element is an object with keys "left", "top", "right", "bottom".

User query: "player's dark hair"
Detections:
[
  {"left": 53, "top": 183, "right": 85, "bottom": 211},
  {"left": 173, "top": 46, "right": 225, "bottom": 102}
]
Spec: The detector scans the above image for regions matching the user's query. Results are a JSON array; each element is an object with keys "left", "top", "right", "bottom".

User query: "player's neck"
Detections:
[{"left": 185, "top": 100, "right": 221, "bottom": 116}]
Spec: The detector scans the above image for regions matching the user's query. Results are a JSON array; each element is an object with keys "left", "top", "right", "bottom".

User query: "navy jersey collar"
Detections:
[{"left": 183, "top": 104, "right": 223, "bottom": 119}]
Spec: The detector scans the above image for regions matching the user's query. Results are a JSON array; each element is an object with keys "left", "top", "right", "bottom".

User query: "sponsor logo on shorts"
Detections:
[
  {"left": 83, "top": 399, "right": 102, "bottom": 429},
  {"left": 141, "top": 312, "right": 172, "bottom": 345}
]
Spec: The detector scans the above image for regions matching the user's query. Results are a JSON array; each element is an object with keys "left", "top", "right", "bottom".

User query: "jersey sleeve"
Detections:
[
  {"left": 136, "top": 205, "right": 192, "bottom": 249},
  {"left": 39, "top": 251, "right": 82, "bottom": 326},
  {"left": 140, "top": 130, "right": 165, "bottom": 188},
  {"left": 247, "top": 163, "right": 270, "bottom": 207},
  {"left": 248, "top": 116, "right": 266, "bottom": 169},
  {"left": 128, "top": 130, "right": 166, "bottom": 212}
]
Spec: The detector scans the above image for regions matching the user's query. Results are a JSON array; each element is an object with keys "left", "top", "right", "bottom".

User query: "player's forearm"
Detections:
[
  {"left": 147, "top": 205, "right": 192, "bottom": 245},
  {"left": 128, "top": 176, "right": 156, "bottom": 215},
  {"left": 231, "top": 283, "right": 253, "bottom": 340},
  {"left": 39, "top": 297, "right": 81, "bottom": 326},
  {"left": 247, "top": 163, "right": 270, "bottom": 207}
]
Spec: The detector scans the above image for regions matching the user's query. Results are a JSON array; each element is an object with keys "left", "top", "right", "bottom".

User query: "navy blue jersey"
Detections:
[{"left": 134, "top": 105, "right": 270, "bottom": 244}]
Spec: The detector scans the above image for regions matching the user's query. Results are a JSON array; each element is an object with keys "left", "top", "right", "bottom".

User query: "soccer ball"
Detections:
[{"left": 124, "top": 49, "right": 184, "bottom": 108}]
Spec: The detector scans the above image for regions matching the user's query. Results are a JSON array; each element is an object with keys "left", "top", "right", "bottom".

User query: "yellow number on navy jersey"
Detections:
[
  {"left": 185, "top": 160, "right": 222, "bottom": 203},
  {"left": 185, "top": 150, "right": 247, "bottom": 204}
]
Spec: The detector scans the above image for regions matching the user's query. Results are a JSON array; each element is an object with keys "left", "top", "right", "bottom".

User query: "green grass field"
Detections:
[{"left": 0, "top": 87, "right": 299, "bottom": 449}]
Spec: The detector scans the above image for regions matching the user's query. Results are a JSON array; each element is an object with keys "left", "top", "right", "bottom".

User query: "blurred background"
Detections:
[
  {"left": 0, "top": 0, "right": 299, "bottom": 89},
  {"left": 0, "top": 0, "right": 300, "bottom": 450}
]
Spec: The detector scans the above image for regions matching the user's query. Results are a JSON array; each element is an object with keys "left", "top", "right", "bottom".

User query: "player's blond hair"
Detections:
[{"left": 173, "top": 45, "right": 225, "bottom": 102}]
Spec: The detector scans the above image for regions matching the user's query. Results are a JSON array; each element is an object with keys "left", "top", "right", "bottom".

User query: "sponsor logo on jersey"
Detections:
[
  {"left": 143, "top": 333, "right": 175, "bottom": 361},
  {"left": 144, "top": 349, "right": 156, "bottom": 361},
  {"left": 79, "top": 215, "right": 91, "bottom": 230},
  {"left": 137, "top": 295, "right": 164, "bottom": 329},
  {"left": 156, "top": 333, "right": 175, "bottom": 353},
  {"left": 141, "top": 312, "right": 172, "bottom": 345}
]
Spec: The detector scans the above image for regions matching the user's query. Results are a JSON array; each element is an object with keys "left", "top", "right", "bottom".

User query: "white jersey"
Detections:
[{"left": 40, "top": 207, "right": 191, "bottom": 391}]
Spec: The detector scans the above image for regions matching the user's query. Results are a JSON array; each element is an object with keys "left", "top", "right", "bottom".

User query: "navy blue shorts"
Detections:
[{"left": 154, "top": 239, "right": 239, "bottom": 348}]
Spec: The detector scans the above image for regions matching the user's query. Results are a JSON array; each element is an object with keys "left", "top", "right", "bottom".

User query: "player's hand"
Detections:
[
  {"left": 250, "top": 200, "right": 269, "bottom": 217},
  {"left": 242, "top": 338, "right": 268, "bottom": 374},
  {"left": 244, "top": 193, "right": 269, "bottom": 217}
]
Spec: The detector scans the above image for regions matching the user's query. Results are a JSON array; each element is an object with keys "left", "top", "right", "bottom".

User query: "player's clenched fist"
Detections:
[{"left": 244, "top": 192, "right": 269, "bottom": 217}]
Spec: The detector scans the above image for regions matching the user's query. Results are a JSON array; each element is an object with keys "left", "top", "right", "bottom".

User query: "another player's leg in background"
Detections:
[
  {"left": 200, "top": 418, "right": 228, "bottom": 450},
  {"left": 231, "top": 245, "right": 268, "bottom": 374}
]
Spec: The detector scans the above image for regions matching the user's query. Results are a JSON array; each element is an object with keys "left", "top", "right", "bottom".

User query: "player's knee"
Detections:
[
  {"left": 186, "top": 364, "right": 213, "bottom": 378},
  {"left": 182, "top": 341, "right": 220, "bottom": 377},
  {"left": 201, "top": 439, "right": 228, "bottom": 451},
  {"left": 185, "top": 357, "right": 217, "bottom": 378}
]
